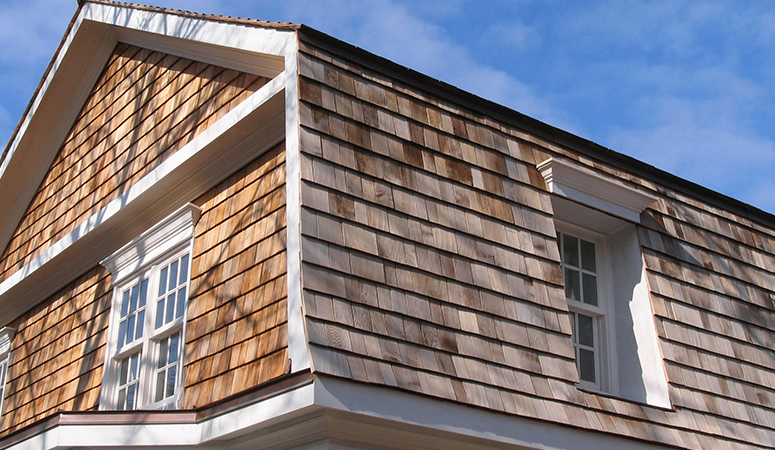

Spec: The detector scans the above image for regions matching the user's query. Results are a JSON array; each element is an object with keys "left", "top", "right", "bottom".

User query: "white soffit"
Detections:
[{"left": 537, "top": 158, "right": 657, "bottom": 222}]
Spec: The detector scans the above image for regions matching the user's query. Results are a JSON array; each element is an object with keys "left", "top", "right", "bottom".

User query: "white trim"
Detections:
[
  {"left": 0, "top": 328, "right": 13, "bottom": 357},
  {"left": 283, "top": 31, "right": 310, "bottom": 373},
  {"left": 3, "top": 381, "right": 317, "bottom": 450},
  {"left": 82, "top": 2, "right": 293, "bottom": 77},
  {"left": 100, "top": 204, "right": 201, "bottom": 284},
  {"left": 537, "top": 158, "right": 657, "bottom": 222}
]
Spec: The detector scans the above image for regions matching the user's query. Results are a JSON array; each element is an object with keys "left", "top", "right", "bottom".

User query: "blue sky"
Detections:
[{"left": 2, "top": 0, "right": 774, "bottom": 214}]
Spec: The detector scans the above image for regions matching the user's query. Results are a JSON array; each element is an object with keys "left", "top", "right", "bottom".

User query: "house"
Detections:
[{"left": 0, "top": 1, "right": 772, "bottom": 449}]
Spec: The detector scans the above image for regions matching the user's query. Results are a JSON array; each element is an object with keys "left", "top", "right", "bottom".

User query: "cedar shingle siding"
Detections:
[
  {"left": 2, "top": 267, "right": 111, "bottom": 434},
  {"left": 185, "top": 143, "right": 288, "bottom": 407},
  {"left": 297, "top": 42, "right": 775, "bottom": 449},
  {"left": 0, "top": 43, "right": 269, "bottom": 283}
]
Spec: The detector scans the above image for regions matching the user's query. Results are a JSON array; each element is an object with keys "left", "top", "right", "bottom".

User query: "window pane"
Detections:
[
  {"left": 155, "top": 370, "right": 165, "bottom": 402},
  {"left": 564, "top": 268, "right": 580, "bottom": 301},
  {"left": 159, "top": 267, "right": 168, "bottom": 297},
  {"left": 121, "top": 290, "right": 130, "bottom": 316},
  {"left": 129, "top": 354, "right": 139, "bottom": 380},
  {"left": 119, "top": 358, "right": 128, "bottom": 385},
  {"left": 579, "top": 348, "right": 596, "bottom": 383},
  {"left": 158, "top": 338, "right": 168, "bottom": 368},
  {"left": 126, "top": 315, "right": 135, "bottom": 344},
  {"left": 581, "top": 239, "right": 596, "bottom": 272},
  {"left": 582, "top": 273, "right": 598, "bottom": 306},
  {"left": 166, "top": 365, "right": 177, "bottom": 398},
  {"left": 136, "top": 310, "right": 145, "bottom": 340},
  {"left": 118, "top": 320, "right": 127, "bottom": 348},
  {"left": 578, "top": 314, "right": 595, "bottom": 347},
  {"left": 169, "top": 332, "right": 180, "bottom": 363},
  {"left": 130, "top": 284, "right": 139, "bottom": 313},
  {"left": 139, "top": 279, "right": 148, "bottom": 308},
  {"left": 156, "top": 299, "right": 164, "bottom": 329},
  {"left": 176, "top": 287, "right": 186, "bottom": 319},
  {"left": 562, "top": 234, "right": 579, "bottom": 267},
  {"left": 166, "top": 293, "right": 176, "bottom": 324},
  {"left": 117, "top": 388, "right": 126, "bottom": 410},
  {"left": 169, "top": 261, "right": 179, "bottom": 291},
  {"left": 179, "top": 254, "right": 189, "bottom": 285},
  {"left": 126, "top": 384, "right": 136, "bottom": 410}
]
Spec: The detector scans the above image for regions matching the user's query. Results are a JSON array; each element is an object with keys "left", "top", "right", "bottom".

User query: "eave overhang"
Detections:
[{"left": 0, "top": 1, "right": 299, "bottom": 327}]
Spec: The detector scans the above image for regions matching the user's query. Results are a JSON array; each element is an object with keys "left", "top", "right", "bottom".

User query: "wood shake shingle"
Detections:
[{"left": 297, "top": 39, "right": 775, "bottom": 449}]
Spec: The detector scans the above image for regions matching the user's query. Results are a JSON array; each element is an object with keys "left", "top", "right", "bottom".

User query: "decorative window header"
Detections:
[
  {"left": 101, "top": 203, "right": 202, "bottom": 284},
  {"left": 537, "top": 158, "right": 657, "bottom": 222}
]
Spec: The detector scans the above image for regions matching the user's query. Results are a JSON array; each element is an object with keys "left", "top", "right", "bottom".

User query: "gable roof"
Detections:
[{"left": 0, "top": 0, "right": 296, "bottom": 325}]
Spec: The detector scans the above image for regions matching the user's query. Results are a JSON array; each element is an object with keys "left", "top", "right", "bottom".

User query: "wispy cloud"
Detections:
[{"left": 2, "top": 0, "right": 775, "bottom": 213}]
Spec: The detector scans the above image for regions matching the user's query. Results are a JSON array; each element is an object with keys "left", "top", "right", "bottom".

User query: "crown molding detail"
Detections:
[
  {"left": 537, "top": 158, "right": 657, "bottom": 222},
  {"left": 100, "top": 203, "right": 201, "bottom": 283}
]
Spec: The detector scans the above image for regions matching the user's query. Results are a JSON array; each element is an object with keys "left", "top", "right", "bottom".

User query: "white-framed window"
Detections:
[
  {"left": 0, "top": 327, "right": 14, "bottom": 418},
  {"left": 557, "top": 226, "right": 612, "bottom": 392},
  {"left": 538, "top": 157, "right": 672, "bottom": 408},
  {"left": 100, "top": 204, "right": 201, "bottom": 410}
]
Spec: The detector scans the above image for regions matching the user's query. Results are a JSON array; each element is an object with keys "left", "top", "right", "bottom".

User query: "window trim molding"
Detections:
[
  {"left": 537, "top": 158, "right": 657, "bottom": 222},
  {"left": 99, "top": 204, "right": 201, "bottom": 411},
  {"left": 100, "top": 204, "right": 202, "bottom": 284}
]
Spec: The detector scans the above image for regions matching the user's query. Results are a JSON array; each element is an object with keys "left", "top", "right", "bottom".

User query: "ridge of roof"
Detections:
[
  {"left": 297, "top": 24, "right": 775, "bottom": 231},
  {"left": 83, "top": 0, "right": 301, "bottom": 30}
]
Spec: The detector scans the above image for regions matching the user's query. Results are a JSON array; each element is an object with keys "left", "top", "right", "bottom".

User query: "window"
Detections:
[
  {"left": 538, "top": 158, "right": 671, "bottom": 408},
  {"left": 0, "top": 327, "right": 13, "bottom": 418},
  {"left": 100, "top": 204, "right": 201, "bottom": 410},
  {"left": 558, "top": 229, "right": 607, "bottom": 391}
]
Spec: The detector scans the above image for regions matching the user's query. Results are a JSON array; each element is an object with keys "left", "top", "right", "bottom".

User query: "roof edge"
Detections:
[
  {"left": 0, "top": 6, "right": 82, "bottom": 168},
  {"left": 297, "top": 25, "right": 775, "bottom": 231}
]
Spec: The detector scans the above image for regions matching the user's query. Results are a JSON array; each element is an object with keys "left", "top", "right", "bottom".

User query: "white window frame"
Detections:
[
  {"left": 556, "top": 223, "right": 616, "bottom": 394},
  {"left": 100, "top": 204, "right": 201, "bottom": 410},
  {"left": 0, "top": 327, "right": 14, "bottom": 419}
]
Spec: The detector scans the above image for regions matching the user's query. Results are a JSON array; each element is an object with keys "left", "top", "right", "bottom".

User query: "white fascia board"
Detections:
[
  {"left": 0, "top": 71, "right": 287, "bottom": 326},
  {"left": 0, "top": 18, "right": 117, "bottom": 258},
  {"left": 3, "top": 381, "right": 316, "bottom": 450},
  {"left": 313, "top": 376, "right": 670, "bottom": 450},
  {"left": 537, "top": 158, "right": 657, "bottom": 223},
  {"left": 282, "top": 29, "right": 310, "bottom": 373}
]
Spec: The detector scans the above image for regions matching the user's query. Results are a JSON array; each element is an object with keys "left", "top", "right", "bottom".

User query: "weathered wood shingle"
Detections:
[{"left": 298, "top": 40, "right": 775, "bottom": 449}]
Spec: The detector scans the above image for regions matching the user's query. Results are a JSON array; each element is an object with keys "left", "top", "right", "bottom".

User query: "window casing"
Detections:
[{"left": 100, "top": 204, "right": 200, "bottom": 410}]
